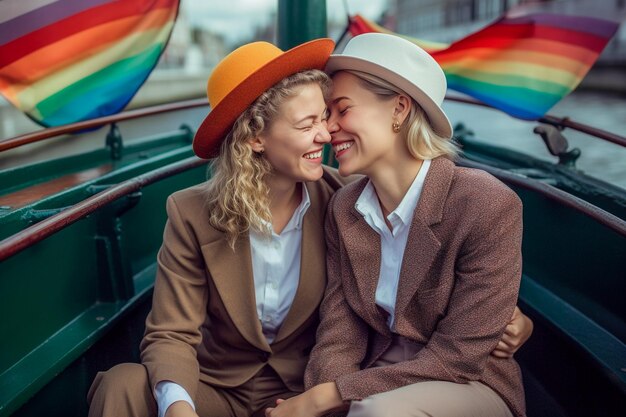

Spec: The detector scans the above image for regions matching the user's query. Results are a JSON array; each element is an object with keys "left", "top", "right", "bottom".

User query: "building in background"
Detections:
[{"left": 158, "top": 11, "right": 227, "bottom": 72}]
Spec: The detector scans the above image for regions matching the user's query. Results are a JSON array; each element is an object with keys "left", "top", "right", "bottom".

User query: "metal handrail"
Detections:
[
  {"left": 0, "top": 98, "right": 208, "bottom": 153},
  {"left": 445, "top": 96, "right": 626, "bottom": 148},
  {"left": 0, "top": 156, "right": 208, "bottom": 261},
  {"left": 1, "top": 96, "right": 625, "bottom": 153}
]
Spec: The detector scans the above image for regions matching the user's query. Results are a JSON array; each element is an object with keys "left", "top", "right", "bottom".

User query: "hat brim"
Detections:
[
  {"left": 194, "top": 38, "right": 335, "bottom": 159},
  {"left": 326, "top": 55, "right": 453, "bottom": 139}
]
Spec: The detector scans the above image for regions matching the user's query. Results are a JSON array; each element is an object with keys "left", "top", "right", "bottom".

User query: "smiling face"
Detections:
[
  {"left": 252, "top": 83, "right": 331, "bottom": 183},
  {"left": 327, "top": 71, "right": 408, "bottom": 177}
]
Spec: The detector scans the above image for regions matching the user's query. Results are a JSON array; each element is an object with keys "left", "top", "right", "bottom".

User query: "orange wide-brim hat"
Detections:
[{"left": 193, "top": 38, "right": 335, "bottom": 159}]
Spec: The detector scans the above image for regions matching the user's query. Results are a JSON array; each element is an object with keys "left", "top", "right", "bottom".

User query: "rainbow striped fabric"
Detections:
[
  {"left": 0, "top": 0, "right": 179, "bottom": 127},
  {"left": 349, "top": 14, "right": 618, "bottom": 120}
]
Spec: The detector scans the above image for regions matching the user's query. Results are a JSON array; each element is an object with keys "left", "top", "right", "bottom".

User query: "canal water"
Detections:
[{"left": 1, "top": 89, "right": 625, "bottom": 189}]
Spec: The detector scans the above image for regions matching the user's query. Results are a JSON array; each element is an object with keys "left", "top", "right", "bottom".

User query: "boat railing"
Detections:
[
  {"left": 0, "top": 99, "right": 207, "bottom": 153},
  {"left": 1, "top": 153, "right": 624, "bottom": 265},
  {"left": 458, "top": 159, "right": 626, "bottom": 237},
  {"left": 0, "top": 156, "right": 207, "bottom": 261},
  {"left": 1, "top": 97, "right": 624, "bottom": 154},
  {"left": 446, "top": 96, "right": 626, "bottom": 148}
]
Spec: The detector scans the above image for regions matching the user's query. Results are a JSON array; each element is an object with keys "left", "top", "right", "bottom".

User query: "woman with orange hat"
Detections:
[
  {"left": 87, "top": 36, "right": 530, "bottom": 417},
  {"left": 87, "top": 37, "right": 342, "bottom": 417},
  {"left": 266, "top": 33, "right": 527, "bottom": 417}
]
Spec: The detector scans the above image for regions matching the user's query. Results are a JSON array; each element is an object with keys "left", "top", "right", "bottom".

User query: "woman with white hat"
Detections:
[{"left": 266, "top": 33, "right": 526, "bottom": 417}]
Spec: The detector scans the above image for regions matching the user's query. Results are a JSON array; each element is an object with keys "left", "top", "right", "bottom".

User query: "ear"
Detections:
[
  {"left": 247, "top": 135, "right": 265, "bottom": 154},
  {"left": 393, "top": 94, "right": 412, "bottom": 125}
]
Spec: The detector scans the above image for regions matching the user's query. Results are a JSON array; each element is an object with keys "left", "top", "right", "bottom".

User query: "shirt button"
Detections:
[
  {"left": 271, "top": 281, "right": 278, "bottom": 290},
  {"left": 273, "top": 242, "right": 280, "bottom": 250}
]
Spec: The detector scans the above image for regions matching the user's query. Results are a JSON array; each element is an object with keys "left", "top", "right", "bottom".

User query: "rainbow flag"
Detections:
[
  {"left": 0, "top": 0, "right": 180, "bottom": 127},
  {"left": 349, "top": 14, "right": 619, "bottom": 120}
]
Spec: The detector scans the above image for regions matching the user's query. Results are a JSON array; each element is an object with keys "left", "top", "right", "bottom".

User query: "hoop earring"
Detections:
[{"left": 392, "top": 121, "right": 401, "bottom": 133}]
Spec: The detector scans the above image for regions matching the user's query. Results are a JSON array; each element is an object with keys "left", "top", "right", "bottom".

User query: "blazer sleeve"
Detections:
[
  {"left": 304, "top": 193, "right": 369, "bottom": 389},
  {"left": 140, "top": 195, "right": 209, "bottom": 399},
  {"left": 334, "top": 189, "right": 524, "bottom": 401}
]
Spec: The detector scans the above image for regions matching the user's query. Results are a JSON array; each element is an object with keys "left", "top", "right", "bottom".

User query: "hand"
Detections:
[
  {"left": 265, "top": 393, "right": 316, "bottom": 417},
  {"left": 265, "top": 383, "right": 347, "bottom": 417},
  {"left": 491, "top": 306, "right": 534, "bottom": 358},
  {"left": 165, "top": 401, "right": 199, "bottom": 417}
]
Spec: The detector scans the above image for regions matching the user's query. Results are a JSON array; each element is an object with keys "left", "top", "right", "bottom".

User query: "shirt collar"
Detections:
[
  {"left": 355, "top": 159, "right": 431, "bottom": 230},
  {"left": 291, "top": 183, "right": 311, "bottom": 231},
  {"left": 393, "top": 158, "right": 431, "bottom": 225},
  {"left": 355, "top": 180, "right": 380, "bottom": 220},
  {"left": 256, "top": 184, "right": 310, "bottom": 236}
]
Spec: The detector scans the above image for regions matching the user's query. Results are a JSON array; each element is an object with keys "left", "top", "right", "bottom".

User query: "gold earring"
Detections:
[{"left": 392, "top": 121, "right": 401, "bottom": 133}]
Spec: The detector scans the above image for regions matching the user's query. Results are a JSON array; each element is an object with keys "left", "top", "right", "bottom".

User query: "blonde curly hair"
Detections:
[
  {"left": 205, "top": 69, "right": 331, "bottom": 248},
  {"left": 343, "top": 70, "right": 458, "bottom": 160}
]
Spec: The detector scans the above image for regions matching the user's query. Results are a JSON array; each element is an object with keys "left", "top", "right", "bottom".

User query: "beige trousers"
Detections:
[
  {"left": 345, "top": 335, "right": 514, "bottom": 417},
  {"left": 87, "top": 363, "right": 298, "bottom": 417}
]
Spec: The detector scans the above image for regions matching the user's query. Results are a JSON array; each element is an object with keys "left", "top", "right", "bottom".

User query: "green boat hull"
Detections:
[{"left": 1, "top": 107, "right": 624, "bottom": 417}]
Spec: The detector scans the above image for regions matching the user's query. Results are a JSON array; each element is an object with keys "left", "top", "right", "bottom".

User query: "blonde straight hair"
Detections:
[
  {"left": 205, "top": 69, "right": 331, "bottom": 248},
  {"left": 344, "top": 70, "right": 458, "bottom": 160}
]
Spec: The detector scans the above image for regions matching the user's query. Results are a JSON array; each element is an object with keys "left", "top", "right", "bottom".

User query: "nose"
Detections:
[
  {"left": 315, "top": 122, "right": 331, "bottom": 144},
  {"left": 326, "top": 113, "right": 339, "bottom": 135}
]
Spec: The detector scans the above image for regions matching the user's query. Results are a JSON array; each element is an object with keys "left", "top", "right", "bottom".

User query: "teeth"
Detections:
[
  {"left": 333, "top": 141, "right": 353, "bottom": 153},
  {"left": 304, "top": 150, "right": 322, "bottom": 159}
]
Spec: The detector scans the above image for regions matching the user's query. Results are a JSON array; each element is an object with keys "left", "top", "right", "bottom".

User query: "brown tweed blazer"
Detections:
[
  {"left": 140, "top": 167, "right": 347, "bottom": 399},
  {"left": 305, "top": 157, "right": 526, "bottom": 417}
]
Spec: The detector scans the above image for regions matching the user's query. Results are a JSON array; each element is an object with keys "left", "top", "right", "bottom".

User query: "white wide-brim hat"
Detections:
[{"left": 326, "top": 33, "right": 452, "bottom": 139}]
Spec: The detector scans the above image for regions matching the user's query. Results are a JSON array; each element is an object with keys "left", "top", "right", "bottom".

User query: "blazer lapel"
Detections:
[
  {"left": 202, "top": 234, "right": 271, "bottom": 352},
  {"left": 274, "top": 182, "right": 327, "bottom": 343},
  {"left": 395, "top": 157, "right": 454, "bottom": 315},
  {"left": 340, "top": 182, "right": 391, "bottom": 336},
  {"left": 395, "top": 218, "right": 440, "bottom": 315}
]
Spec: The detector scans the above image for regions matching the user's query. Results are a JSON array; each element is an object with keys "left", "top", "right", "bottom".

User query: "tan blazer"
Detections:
[
  {"left": 140, "top": 167, "right": 347, "bottom": 399},
  {"left": 305, "top": 157, "right": 526, "bottom": 417}
]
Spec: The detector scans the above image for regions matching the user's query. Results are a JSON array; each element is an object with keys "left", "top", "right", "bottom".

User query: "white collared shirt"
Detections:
[
  {"left": 250, "top": 184, "right": 310, "bottom": 344},
  {"left": 156, "top": 185, "right": 310, "bottom": 417},
  {"left": 355, "top": 159, "right": 431, "bottom": 329}
]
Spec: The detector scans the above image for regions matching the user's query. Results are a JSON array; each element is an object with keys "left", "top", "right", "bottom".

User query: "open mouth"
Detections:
[
  {"left": 303, "top": 149, "right": 323, "bottom": 160},
  {"left": 332, "top": 141, "right": 353, "bottom": 157}
]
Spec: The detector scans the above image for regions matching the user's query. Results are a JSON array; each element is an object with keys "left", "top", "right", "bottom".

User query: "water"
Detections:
[{"left": 443, "top": 91, "right": 626, "bottom": 189}]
